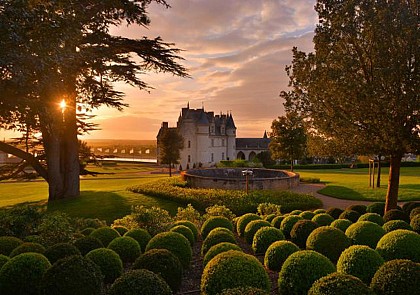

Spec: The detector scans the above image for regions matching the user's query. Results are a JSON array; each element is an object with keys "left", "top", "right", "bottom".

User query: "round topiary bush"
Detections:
[
  {"left": 9, "top": 242, "right": 46, "bottom": 257},
  {"left": 0, "top": 236, "right": 23, "bottom": 256},
  {"left": 0, "top": 254, "right": 9, "bottom": 269},
  {"left": 218, "top": 286, "right": 268, "bottom": 295},
  {"left": 326, "top": 207, "right": 344, "bottom": 219},
  {"left": 0, "top": 252, "right": 51, "bottom": 295},
  {"left": 280, "top": 215, "right": 303, "bottom": 239},
  {"left": 203, "top": 242, "right": 242, "bottom": 267},
  {"left": 145, "top": 231, "right": 192, "bottom": 269},
  {"left": 133, "top": 248, "right": 183, "bottom": 292},
  {"left": 89, "top": 227, "right": 120, "bottom": 247},
  {"left": 346, "top": 205, "right": 367, "bottom": 215},
  {"left": 370, "top": 259, "right": 420, "bottom": 295},
  {"left": 108, "top": 269, "right": 172, "bottom": 295},
  {"left": 252, "top": 226, "right": 284, "bottom": 254},
  {"left": 201, "top": 250, "right": 270, "bottom": 295},
  {"left": 290, "top": 209, "right": 303, "bottom": 215},
  {"left": 173, "top": 220, "right": 199, "bottom": 241},
  {"left": 44, "top": 243, "right": 81, "bottom": 264},
  {"left": 237, "top": 213, "right": 261, "bottom": 237},
  {"left": 80, "top": 227, "right": 96, "bottom": 236},
  {"left": 270, "top": 215, "right": 285, "bottom": 228},
  {"left": 124, "top": 228, "right": 152, "bottom": 252},
  {"left": 313, "top": 209, "right": 327, "bottom": 214},
  {"left": 358, "top": 213, "right": 384, "bottom": 225},
  {"left": 170, "top": 225, "right": 194, "bottom": 245},
  {"left": 375, "top": 229, "right": 420, "bottom": 262},
  {"left": 409, "top": 206, "right": 420, "bottom": 220},
  {"left": 337, "top": 245, "right": 384, "bottom": 284},
  {"left": 383, "top": 219, "right": 412, "bottom": 233},
  {"left": 383, "top": 209, "right": 410, "bottom": 223},
  {"left": 264, "top": 214, "right": 276, "bottom": 223},
  {"left": 201, "top": 227, "right": 236, "bottom": 255},
  {"left": 366, "top": 202, "right": 386, "bottom": 216},
  {"left": 410, "top": 214, "right": 420, "bottom": 234},
  {"left": 263, "top": 240, "right": 299, "bottom": 272},
  {"left": 312, "top": 213, "right": 335, "bottom": 226},
  {"left": 85, "top": 248, "right": 123, "bottom": 283},
  {"left": 299, "top": 210, "right": 316, "bottom": 220},
  {"left": 403, "top": 201, "right": 420, "bottom": 215},
  {"left": 308, "top": 272, "right": 374, "bottom": 295},
  {"left": 306, "top": 226, "right": 351, "bottom": 263},
  {"left": 24, "top": 235, "right": 43, "bottom": 244},
  {"left": 108, "top": 236, "right": 141, "bottom": 263},
  {"left": 339, "top": 210, "right": 361, "bottom": 223},
  {"left": 201, "top": 216, "right": 233, "bottom": 240},
  {"left": 278, "top": 250, "right": 336, "bottom": 295},
  {"left": 73, "top": 236, "right": 104, "bottom": 256},
  {"left": 112, "top": 226, "right": 128, "bottom": 236},
  {"left": 290, "top": 219, "right": 319, "bottom": 248},
  {"left": 41, "top": 255, "right": 103, "bottom": 295},
  {"left": 345, "top": 221, "right": 386, "bottom": 248},
  {"left": 330, "top": 219, "right": 353, "bottom": 232},
  {"left": 244, "top": 220, "right": 271, "bottom": 244}
]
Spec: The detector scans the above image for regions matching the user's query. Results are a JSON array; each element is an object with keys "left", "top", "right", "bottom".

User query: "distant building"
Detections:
[{"left": 156, "top": 104, "right": 270, "bottom": 169}]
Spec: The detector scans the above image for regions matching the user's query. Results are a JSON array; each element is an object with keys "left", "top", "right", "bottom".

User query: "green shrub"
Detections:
[
  {"left": 313, "top": 209, "right": 327, "bottom": 214},
  {"left": 409, "top": 206, "right": 420, "bottom": 220},
  {"left": 201, "top": 250, "right": 270, "bottom": 295},
  {"left": 36, "top": 212, "right": 75, "bottom": 247},
  {"left": 252, "top": 226, "right": 284, "bottom": 254},
  {"left": 339, "top": 210, "right": 361, "bottom": 223},
  {"left": 290, "top": 219, "right": 319, "bottom": 248},
  {"left": 145, "top": 231, "right": 192, "bottom": 269},
  {"left": 218, "top": 287, "right": 268, "bottom": 295},
  {"left": 366, "top": 202, "right": 385, "bottom": 216},
  {"left": 24, "top": 235, "right": 43, "bottom": 244},
  {"left": 112, "top": 226, "right": 128, "bottom": 236},
  {"left": 204, "top": 204, "right": 236, "bottom": 221},
  {"left": 244, "top": 220, "right": 271, "bottom": 244},
  {"left": 308, "top": 272, "right": 374, "bottom": 295},
  {"left": 0, "top": 252, "right": 50, "bottom": 295},
  {"left": 326, "top": 207, "right": 344, "bottom": 219},
  {"left": 375, "top": 229, "right": 420, "bottom": 262},
  {"left": 290, "top": 209, "right": 303, "bottom": 215},
  {"left": 201, "top": 216, "right": 233, "bottom": 240},
  {"left": 73, "top": 236, "right": 103, "bottom": 256},
  {"left": 80, "top": 227, "right": 96, "bottom": 236},
  {"left": 203, "top": 242, "right": 242, "bottom": 267},
  {"left": 278, "top": 250, "right": 336, "bottom": 295},
  {"left": 330, "top": 219, "right": 353, "bottom": 232},
  {"left": 0, "top": 254, "right": 9, "bottom": 269},
  {"left": 345, "top": 221, "right": 386, "bottom": 248},
  {"left": 74, "top": 218, "right": 106, "bottom": 230},
  {"left": 257, "top": 202, "right": 281, "bottom": 216},
  {"left": 44, "top": 243, "right": 81, "bottom": 264},
  {"left": 89, "top": 227, "right": 120, "bottom": 247},
  {"left": 264, "top": 214, "right": 276, "bottom": 223},
  {"left": 383, "top": 219, "right": 412, "bottom": 233},
  {"left": 170, "top": 225, "right": 194, "bottom": 245},
  {"left": 312, "top": 213, "right": 335, "bottom": 226},
  {"left": 402, "top": 201, "right": 420, "bottom": 214},
  {"left": 358, "top": 213, "right": 384, "bottom": 225},
  {"left": 85, "top": 248, "right": 123, "bottom": 283},
  {"left": 133, "top": 248, "right": 183, "bottom": 292},
  {"left": 236, "top": 213, "right": 261, "bottom": 236},
  {"left": 270, "top": 215, "right": 285, "bottom": 228},
  {"left": 108, "top": 236, "right": 141, "bottom": 263},
  {"left": 280, "top": 215, "right": 303, "bottom": 239},
  {"left": 410, "top": 214, "right": 420, "bottom": 234},
  {"left": 124, "top": 228, "right": 152, "bottom": 252},
  {"left": 172, "top": 220, "right": 199, "bottom": 241},
  {"left": 0, "top": 205, "right": 44, "bottom": 238},
  {"left": 306, "top": 226, "right": 351, "bottom": 263},
  {"left": 201, "top": 227, "right": 236, "bottom": 255},
  {"left": 0, "top": 236, "right": 23, "bottom": 256},
  {"left": 263, "top": 240, "right": 299, "bottom": 271},
  {"left": 337, "top": 245, "right": 384, "bottom": 284},
  {"left": 41, "top": 255, "right": 103, "bottom": 295},
  {"left": 9, "top": 242, "right": 46, "bottom": 257},
  {"left": 108, "top": 269, "right": 172, "bottom": 295},
  {"left": 383, "top": 209, "right": 410, "bottom": 223},
  {"left": 346, "top": 205, "right": 367, "bottom": 215},
  {"left": 175, "top": 204, "right": 202, "bottom": 226},
  {"left": 370, "top": 259, "right": 420, "bottom": 295},
  {"left": 299, "top": 210, "right": 316, "bottom": 220}
]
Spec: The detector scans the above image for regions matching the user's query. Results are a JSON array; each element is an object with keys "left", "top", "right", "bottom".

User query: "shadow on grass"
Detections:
[
  {"left": 318, "top": 185, "right": 367, "bottom": 201},
  {"left": 399, "top": 184, "right": 420, "bottom": 190}
]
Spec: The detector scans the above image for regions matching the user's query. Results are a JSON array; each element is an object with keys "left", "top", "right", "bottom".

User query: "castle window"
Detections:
[
  {"left": 221, "top": 126, "right": 225, "bottom": 134},
  {"left": 222, "top": 139, "right": 225, "bottom": 146},
  {"left": 188, "top": 155, "right": 191, "bottom": 163},
  {"left": 210, "top": 125, "right": 215, "bottom": 133},
  {"left": 211, "top": 153, "right": 214, "bottom": 162},
  {"left": 222, "top": 152, "right": 225, "bottom": 160},
  {"left": 188, "top": 140, "right": 191, "bottom": 148},
  {"left": 211, "top": 139, "right": 214, "bottom": 147}
]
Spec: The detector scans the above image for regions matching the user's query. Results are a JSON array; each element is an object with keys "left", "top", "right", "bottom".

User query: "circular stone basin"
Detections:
[{"left": 182, "top": 168, "right": 299, "bottom": 190}]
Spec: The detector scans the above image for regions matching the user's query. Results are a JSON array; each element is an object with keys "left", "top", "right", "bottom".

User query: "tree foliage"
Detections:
[
  {"left": 159, "top": 128, "right": 184, "bottom": 176},
  {"left": 281, "top": 0, "right": 419, "bottom": 210}
]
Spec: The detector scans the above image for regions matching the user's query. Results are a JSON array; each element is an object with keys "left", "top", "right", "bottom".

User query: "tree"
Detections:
[
  {"left": 0, "top": 0, "right": 188, "bottom": 201},
  {"left": 281, "top": 0, "right": 419, "bottom": 212},
  {"left": 159, "top": 128, "right": 184, "bottom": 177},
  {"left": 269, "top": 112, "right": 307, "bottom": 171}
]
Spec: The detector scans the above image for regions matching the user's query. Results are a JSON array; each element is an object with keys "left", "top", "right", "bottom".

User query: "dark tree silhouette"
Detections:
[{"left": 159, "top": 128, "right": 184, "bottom": 177}]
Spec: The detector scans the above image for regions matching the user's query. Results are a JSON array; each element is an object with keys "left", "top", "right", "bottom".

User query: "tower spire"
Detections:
[{"left": 187, "top": 101, "right": 189, "bottom": 109}]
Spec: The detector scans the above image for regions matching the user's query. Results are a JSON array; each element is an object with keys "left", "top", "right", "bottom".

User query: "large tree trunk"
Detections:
[{"left": 385, "top": 154, "right": 402, "bottom": 213}]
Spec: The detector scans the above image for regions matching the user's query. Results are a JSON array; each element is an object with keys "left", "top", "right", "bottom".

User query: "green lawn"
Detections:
[{"left": 296, "top": 167, "right": 420, "bottom": 202}]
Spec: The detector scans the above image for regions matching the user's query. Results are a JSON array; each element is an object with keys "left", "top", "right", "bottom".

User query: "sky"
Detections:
[{"left": 4, "top": 0, "right": 319, "bottom": 141}]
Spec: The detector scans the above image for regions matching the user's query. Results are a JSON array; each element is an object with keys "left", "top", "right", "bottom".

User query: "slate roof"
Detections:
[{"left": 236, "top": 138, "right": 271, "bottom": 150}]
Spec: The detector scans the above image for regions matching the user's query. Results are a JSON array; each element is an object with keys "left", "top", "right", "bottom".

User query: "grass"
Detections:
[{"left": 296, "top": 167, "right": 420, "bottom": 202}]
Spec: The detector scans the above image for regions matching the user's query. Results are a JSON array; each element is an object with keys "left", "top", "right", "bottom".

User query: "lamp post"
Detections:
[{"left": 242, "top": 169, "right": 253, "bottom": 194}]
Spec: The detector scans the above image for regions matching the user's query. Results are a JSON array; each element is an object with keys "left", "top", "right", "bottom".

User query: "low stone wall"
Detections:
[{"left": 183, "top": 168, "right": 300, "bottom": 190}]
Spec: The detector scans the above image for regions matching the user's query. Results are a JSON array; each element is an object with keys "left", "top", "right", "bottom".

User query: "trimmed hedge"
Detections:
[
  {"left": 345, "top": 221, "right": 386, "bottom": 248},
  {"left": 44, "top": 243, "right": 81, "bottom": 264},
  {"left": 244, "top": 220, "right": 271, "bottom": 244},
  {"left": 0, "top": 254, "right": 9, "bottom": 269},
  {"left": 237, "top": 214, "right": 261, "bottom": 237},
  {"left": 326, "top": 207, "right": 344, "bottom": 219},
  {"left": 201, "top": 227, "right": 236, "bottom": 256},
  {"left": 252, "top": 226, "right": 285, "bottom": 254},
  {"left": 0, "top": 236, "right": 23, "bottom": 256},
  {"left": 280, "top": 215, "right": 303, "bottom": 239},
  {"left": 173, "top": 220, "right": 199, "bottom": 241},
  {"left": 366, "top": 202, "right": 385, "bottom": 216},
  {"left": 299, "top": 210, "right": 316, "bottom": 220},
  {"left": 346, "top": 205, "right": 367, "bottom": 215},
  {"left": 410, "top": 214, "right": 420, "bottom": 234},
  {"left": 308, "top": 272, "right": 373, "bottom": 295},
  {"left": 89, "top": 227, "right": 120, "bottom": 247},
  {"left": 108, "top": 236, "right": 141, "bottom": 263},
  {"left": 270, "top": 215, "right": 285, "bottom": 228},
  {"left": 264, "top": 240, "right": 299, "bottom": 272},
  {"left": 86, "top": 248, "right": 123, "bottom": 283},
  {"left": 313, "top": 209, "right": 327, "bottom": 214},
  {"left": 264, "top": 214, "right": 276, "bottom": 223},
  {"left": 290, "top": 219, "right": 319, "bottom": 249},
  {"left": 170, "top": 225, "right": 195, "bottom": 245},
  {"left": 9, "top": 242, "right": 46, "bottom": 257},
  {"left": 112, "top": 226, "right": 128, "bottom": 236},
  {"left": 358, "top": 213, "right": 384, "bottom": 225},
  {"left": 383, "top": 220, "right": 413, "bottom": 233},
  {"left": 278, "top": 250, "right": 336, "bottom": 295},
  {"left": 375, "top": 229, "right": 420, "bottom": 262},
  {"left": 312, "top": 213, "right": 335, "bottom": 226},
  {"left": 218, "top": 287, "right": 268, "bottom": 295},
  {"left": 73, "top": 236, "right": 104, "bottom": 256},
  {"left": 330, "top": 219, "right": 353, "bottom": 232},
  {"left": 410, "top": 206, "right": 420, "bottom": 220},
  {"left": 201, "top": 250, "right": 270, "bottom": 295},
  {"left": 339, "top": 210, "right": 361, "bottom": 223},
  {"left": 203, "top": 242, "right": 242, "bottom": 267},
  {"left": 201, "top": 216, "right": 233, "bottom": 240},
  {"left": 383, "top": 209, "right": 410, "bottom": 223},
  {"left": 124, "top": 228, "right": 151, "bottom": 252}
]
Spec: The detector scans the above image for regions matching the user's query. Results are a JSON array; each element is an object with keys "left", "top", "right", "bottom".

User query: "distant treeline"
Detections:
[{"left": 269, "top": 162, "right": 420, "bottom": 170}]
